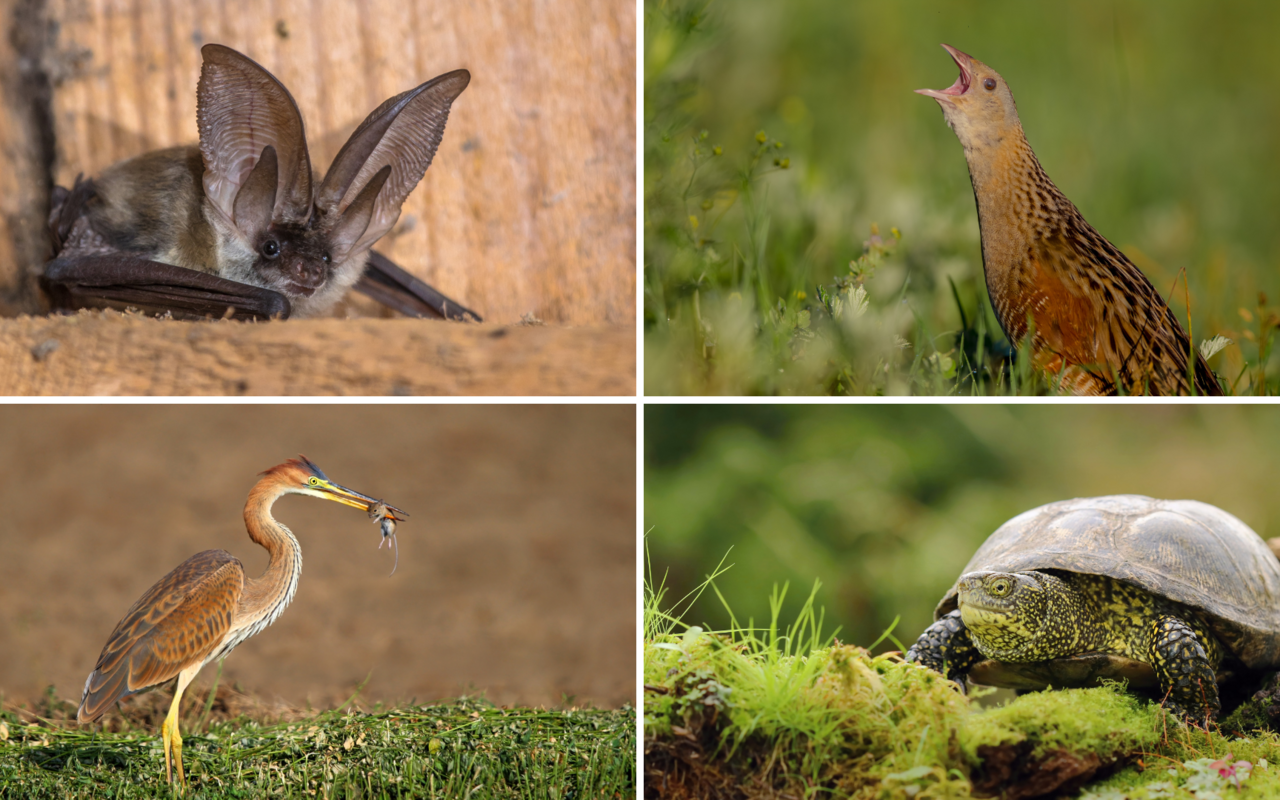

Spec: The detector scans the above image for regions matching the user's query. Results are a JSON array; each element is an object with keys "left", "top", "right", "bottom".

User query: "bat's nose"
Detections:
[{"left": 286, "top": 258, "right": 326, "bottom": 289}]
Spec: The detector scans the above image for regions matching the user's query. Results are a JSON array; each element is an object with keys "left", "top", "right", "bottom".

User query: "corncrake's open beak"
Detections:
[{"left": 916, "top": 43, "right": 976, "bottom": 102}]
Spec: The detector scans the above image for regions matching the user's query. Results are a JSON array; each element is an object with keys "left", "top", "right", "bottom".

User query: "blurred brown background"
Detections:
[
  {"left": 0, "top": 0, "right": 635, "bottom": 325},
  {"left": 0, "top": 404, "right": 635, "bottom": 710}
]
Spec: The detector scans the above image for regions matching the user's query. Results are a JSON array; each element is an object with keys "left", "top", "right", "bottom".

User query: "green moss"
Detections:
[
  {"left": 646, "top": 635, "right": 1279, "bottom": 799},
  {"left": 959, "top": 683, "right": 1163, "bottom": 763},
  {"left": 645, "top": 631, "right": 975, "bottom": 798},
  {"left": 1084, "top": 725, "right": 1280, "bottom": 799}
]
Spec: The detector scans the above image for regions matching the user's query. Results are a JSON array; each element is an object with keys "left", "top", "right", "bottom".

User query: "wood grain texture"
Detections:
[
  {"left": 39, "top": 0, "right": 636, "bottom": 325},
  {"left": 0, "top": 311, "right": 634, "bottom": 395},
  {"left": 0, "top": 0, "right": 55, "bottom": 313}
]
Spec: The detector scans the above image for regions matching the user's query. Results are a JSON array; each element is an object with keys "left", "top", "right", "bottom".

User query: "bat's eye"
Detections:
[
  {"left": 261, "top": 239, "right": 281, "bottom": 259},
  {"left": 983, "top": 78, "right": 997, "bottom": 91},
  {"left": 322, "top": 252, "right": 331, "bottom": 264}
]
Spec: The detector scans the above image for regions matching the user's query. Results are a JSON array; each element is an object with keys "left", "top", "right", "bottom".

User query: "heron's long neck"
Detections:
[{"left": 236, "top": 485, "right": 303, "bottom": 628}]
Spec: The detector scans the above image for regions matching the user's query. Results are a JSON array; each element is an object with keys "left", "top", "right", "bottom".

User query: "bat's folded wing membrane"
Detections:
[
  {"left": 354, "top": 249, "right": 481, "bottom": 322},
  {"left": 42, "top": 255, "right": 290, "bottom": 321}
]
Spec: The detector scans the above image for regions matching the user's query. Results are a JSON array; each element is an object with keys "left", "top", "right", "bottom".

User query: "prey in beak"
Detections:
[
  {"left": 312, "top": 476, "right": 405, "bottom": 517},
  {"left": 369, "top": 500, "right": 404, "bottom": 576}
]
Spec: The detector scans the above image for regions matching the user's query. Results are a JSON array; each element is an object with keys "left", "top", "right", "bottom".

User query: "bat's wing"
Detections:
[
  {"left": 43, "top": 254, "right": 290, "bottom": 320},
  {"left": 42, "top": 177, "right": 290, "bottom": 321},
  {"left": 355, "top": 249, "right": 481, "bottom": 321}
]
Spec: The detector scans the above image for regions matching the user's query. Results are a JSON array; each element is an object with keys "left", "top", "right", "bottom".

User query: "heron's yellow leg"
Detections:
[
  {"left": 162, "top": 664, "right": 202, "bottom": 786},
  {"left": 161, "top": 694, "right": 182, "bottom": 784}
]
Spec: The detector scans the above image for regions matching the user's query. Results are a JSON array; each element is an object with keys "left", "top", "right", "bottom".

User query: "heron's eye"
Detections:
[
  {"left": 261, "top": 239, "right": 281, "bottom": 259},
  {"left": 308, "top": 477, "right": 320, "bottom": 486},
  {"left": 983, "top": 78, "right": 997, "bottom": 91}
]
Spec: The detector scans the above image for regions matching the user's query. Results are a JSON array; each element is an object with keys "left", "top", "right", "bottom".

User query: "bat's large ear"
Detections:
[
  {"left": 316, "top": 69, "right": 470, "bottom": 261},
  {"left": 197, "top": 44, "right": 314, "bottom": 236}
]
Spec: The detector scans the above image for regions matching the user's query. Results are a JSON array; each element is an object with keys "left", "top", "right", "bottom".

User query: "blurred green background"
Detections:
[
  {"left": 645, "top": 0, "right": 1280, "bottom": 393},
  {"left": 645, "top": 404, "right": 1280, "bottom": 648}
]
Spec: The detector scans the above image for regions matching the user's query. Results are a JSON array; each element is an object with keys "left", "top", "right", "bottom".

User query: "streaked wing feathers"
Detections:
[
  {"left": 1053, "top": 223, "right": 1219, "bottom": 396},
  {"left": 78, "top": 549, "right": 244, "bottom": 722}
]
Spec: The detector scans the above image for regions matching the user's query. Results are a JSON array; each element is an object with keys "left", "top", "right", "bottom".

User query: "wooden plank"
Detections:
[{"left": 0, "top": 311, "right": 635, "bottom": 395}]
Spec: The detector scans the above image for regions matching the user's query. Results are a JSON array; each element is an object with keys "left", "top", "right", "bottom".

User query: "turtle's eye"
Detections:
[
  {"left": 261, "top": 239, "right": 281, "bottom": 260},
  {"left": 983, "top": 78, "right": 997, "bottom": 91},
  {"left": 988, "top": 577, "right": 1012, "bottom": 597}
]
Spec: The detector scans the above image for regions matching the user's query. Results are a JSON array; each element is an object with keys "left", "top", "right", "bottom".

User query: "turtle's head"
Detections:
[{"left": 957, "top": 570, "right": 1088, "bottom": 663}]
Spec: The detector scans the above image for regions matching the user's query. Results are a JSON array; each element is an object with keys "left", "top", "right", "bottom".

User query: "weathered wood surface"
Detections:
[
  {"left": 0, "top": 0, "right": 54, "bottom": 314},
  {"left": 4, "top": 0, "right": 635, "bottom": 325},
  {"left": 0, "top": 311, "right": 635, "bottom": 395}
]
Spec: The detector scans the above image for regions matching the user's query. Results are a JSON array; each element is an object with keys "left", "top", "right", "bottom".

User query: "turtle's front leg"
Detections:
[
  {"left": 1149, "top": 615, "right": 1220, "bottom": 723},
  {"left": 907, "top": 609, "right": 983, "bottom": 686}
]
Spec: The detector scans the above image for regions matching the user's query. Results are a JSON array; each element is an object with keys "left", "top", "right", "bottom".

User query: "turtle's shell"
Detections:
[{"left": 935, "top": 495, "right": 1280, "bottom": 670}]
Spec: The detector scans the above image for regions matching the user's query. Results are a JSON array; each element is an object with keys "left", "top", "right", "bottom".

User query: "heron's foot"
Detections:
[
  {"left": 161, "top": 704, "right": 186, "bottom": 787},
  {"left": 162, "top": 715, "right": 173, "bottom": 783},
  {"left": 173, "top": 727, "right": 185, "bottom": 785}
]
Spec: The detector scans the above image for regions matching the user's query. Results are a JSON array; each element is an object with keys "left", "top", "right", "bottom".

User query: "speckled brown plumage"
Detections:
[
  {"left": 78, "top": 550, "right": 243, "bottom": 723},
  {"left": 919, "top": 45, "right": 1222, "bottom": 396}
]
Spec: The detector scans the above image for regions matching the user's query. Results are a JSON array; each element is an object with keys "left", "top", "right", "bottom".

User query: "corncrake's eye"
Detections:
[{"left": 983, "top": 77, "right": 997, "bottom": 91}]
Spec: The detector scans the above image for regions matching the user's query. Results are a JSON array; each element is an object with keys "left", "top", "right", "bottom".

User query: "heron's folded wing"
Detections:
[{"left": 78, "top": 549, "right": 244, "bottom": 722}]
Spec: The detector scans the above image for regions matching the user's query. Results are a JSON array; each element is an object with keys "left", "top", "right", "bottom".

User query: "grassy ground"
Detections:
[
  {"left": 644, "top": 0, "right": 1280, "bottom": 395},
  {"left": 643, "top": 575, "right": 1280, "bottom": 799},
  {"left": 0, "top": 686, "right": 635, "bottom": 798}
]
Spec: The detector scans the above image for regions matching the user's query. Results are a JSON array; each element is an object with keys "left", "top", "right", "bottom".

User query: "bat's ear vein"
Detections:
[
  {"left": 317, "top": 69, "right": 471, "bottom": 254},
  {"left": 197, "top": 44, "right": 313, "bottom": 228}
]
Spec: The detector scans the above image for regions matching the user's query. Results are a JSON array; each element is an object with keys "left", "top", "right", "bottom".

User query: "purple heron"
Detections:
[{"left": 75, "top": 456, "right": 405, "bottom": 785}]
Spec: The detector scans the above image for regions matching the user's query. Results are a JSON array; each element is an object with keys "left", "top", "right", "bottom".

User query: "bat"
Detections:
[{"left": 41, "top": 44, "right": 481, "bottom": 322}]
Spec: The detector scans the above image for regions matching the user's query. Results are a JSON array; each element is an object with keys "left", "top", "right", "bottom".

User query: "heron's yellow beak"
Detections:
[{"left": 313, "top": 478, "right": 407, "bottom": 519}]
